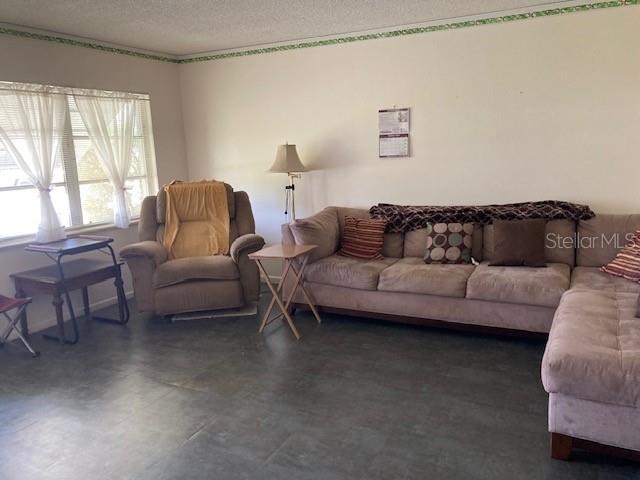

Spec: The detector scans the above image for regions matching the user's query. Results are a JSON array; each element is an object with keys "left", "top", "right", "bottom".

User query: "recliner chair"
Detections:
[{"left": 120, "top": 184, "right": 265, "bottom": 316}]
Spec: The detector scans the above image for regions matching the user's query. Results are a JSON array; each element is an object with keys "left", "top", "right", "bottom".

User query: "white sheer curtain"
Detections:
[
  {"left": 74, "top": 95, "right": 135, "bottom": 228},
  {"left": 0, "top": 86, "right": 67, "bottom": 242}
]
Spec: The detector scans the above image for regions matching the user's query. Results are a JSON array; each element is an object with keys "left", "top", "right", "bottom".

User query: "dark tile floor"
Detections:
[{"left": 0, "top": 293, "right": 638, "bottom": 480}]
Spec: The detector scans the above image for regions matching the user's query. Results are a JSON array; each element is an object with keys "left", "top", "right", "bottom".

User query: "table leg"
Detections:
[
  {"left": 289, "top": 259, "right": 322, "bottom": 325},
  {"left": 49, "top": 255, "right": 80, "bottom": 345},
  {"left": 2, "top": 309, "right": 39, "bottom": 358},
  {"left": 92, "top": 248, "right": 129, "bottom": 325},
  {"left": 259, "top": 261, "right": 292, "bottom": 333},
  {"left": 112, "top": 259, "right": 130, "bottom": 324},
  {"left": 255, "top": 260, "right": 301, "bottom": 340},
  {"left": 52, "top": 294, "right": 65, "bottom": 345},
  {"left": 282, "top": 256, "right": 307, "bottom": 310},
  {"left": 1, "top": 312, "right": 15, "bottom": 341},
  {"left": 14, "top": 286, "right": 29, "bottom": 338},
  {"left": 82, "top": 287, "right": 91, "bottom": 320},
  {"left": 114, "top": 269, "right": 130, "bottom": 324}
]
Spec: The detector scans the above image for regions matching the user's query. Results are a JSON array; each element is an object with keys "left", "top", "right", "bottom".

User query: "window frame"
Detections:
[{"left": 0, "top": 82, "right": 158, "bottom": 244}]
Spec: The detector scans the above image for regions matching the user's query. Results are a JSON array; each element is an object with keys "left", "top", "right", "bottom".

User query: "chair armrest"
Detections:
[
  {"left": 230, "top": 234, "right": 265, "bottom": 263},
  {"left": 120, "top": 241, "right": 167, "bottom": 266}
]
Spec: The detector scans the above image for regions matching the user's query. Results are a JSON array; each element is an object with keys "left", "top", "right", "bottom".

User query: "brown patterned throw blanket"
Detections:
[{"left": 369, "top": 201, "right": 595, "bottom": 233}]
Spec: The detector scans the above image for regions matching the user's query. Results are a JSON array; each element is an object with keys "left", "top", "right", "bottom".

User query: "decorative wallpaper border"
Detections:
[
  {"left": 0, "top": 26, "right": 178, "bottom": 63},
  {"left": 181, "top": 0, "right": 638, "bottom": 63},
  {"left": 0, "top": 0, "right": 637, "bottom": 65}
]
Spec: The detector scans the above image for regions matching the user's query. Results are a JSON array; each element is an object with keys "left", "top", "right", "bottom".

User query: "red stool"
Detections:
[{"left": 0, "top": 295, "right": 39, "bottom": 357}]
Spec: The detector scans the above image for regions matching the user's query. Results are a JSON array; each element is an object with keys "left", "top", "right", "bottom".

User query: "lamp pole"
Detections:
[{"left": 285, "top": 173, "right": 301, "bottom": 221}]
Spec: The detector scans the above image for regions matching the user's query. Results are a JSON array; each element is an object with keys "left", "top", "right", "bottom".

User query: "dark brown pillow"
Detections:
[
  {"left": 489, "top": 219, "right": 547, "bottom": 267},
  {"left": 636, "top": 294, "right": 640, "bottom": 318}
]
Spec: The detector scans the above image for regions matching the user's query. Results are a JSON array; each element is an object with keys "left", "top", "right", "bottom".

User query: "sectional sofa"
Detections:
[{"left": 282, "top": 206, "right": 640, "bottom": 459}]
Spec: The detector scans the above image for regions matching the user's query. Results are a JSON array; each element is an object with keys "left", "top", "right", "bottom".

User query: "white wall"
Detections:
[
  {"left": 179, "top": 6, "right": 640, "bottom": 275},
  {"left": 0, "top": 35, "right": 187, "bottom": 334},
  {"left": 1, "top": 5, "right": 639, "bottom": 328}
]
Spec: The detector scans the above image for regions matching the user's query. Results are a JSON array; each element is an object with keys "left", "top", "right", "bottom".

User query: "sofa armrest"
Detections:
[
  {"left": 230, "top": 234, "right": 265, "bottom": 263},
  {"left": 287, "top": 207, "right": 340, "bottom": 263},
  {"left": 120, "top": 241, "right": 167, "bottom": 266}
]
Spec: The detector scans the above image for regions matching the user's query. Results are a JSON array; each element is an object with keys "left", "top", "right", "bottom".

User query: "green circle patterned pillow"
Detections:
[{"left": 424, "top": 223, "right": 474, "bottom": 264}]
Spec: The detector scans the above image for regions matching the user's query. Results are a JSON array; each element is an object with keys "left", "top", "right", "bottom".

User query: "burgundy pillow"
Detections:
[
  {"left": 601, "top": 230, "right": 640, "bottom": 283},
  {"left": 339, "top": 216, "right": 386, "bottom": 260},
  {"left": 489, "top": 219, "right": 547, "bottom": 267}
]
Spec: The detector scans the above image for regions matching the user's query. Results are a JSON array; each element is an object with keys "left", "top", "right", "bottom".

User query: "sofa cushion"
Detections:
[
  {"left": 489, "top": 219, "right": 546, "bottom": 267},
  {"left": 542, "top": 289, "right": 640, "bottom": 407},
  {"left": 571, "top": 266, "right": 640, "bottom": 294},
  {"left": 290, "top": 207, "right": 340, "bottom": 263},
  {"left": 484, "top": 219, "right": 576, "bottom": 267},
  {"left": 382, "top": 233, "right": 404, "bottom": 258},
  {"left": 378, "top": 257, "right": 475, "bottom": 298},
  {"left": 577, "top": 214, "right": 640, "bottom": 267},
  {"left": 154, "top": 255, "right": 239, "bottom": 288},
  {"left": 466, "top": 262, "right": 570, "bottom": 307},
  {"left": 304, "top": 254, "right": 397, "bottom": 291}
]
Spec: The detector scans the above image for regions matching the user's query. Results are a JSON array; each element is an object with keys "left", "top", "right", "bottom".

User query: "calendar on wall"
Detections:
[{"left": 378, "top": 108, "right": 410, "bottom": 157}]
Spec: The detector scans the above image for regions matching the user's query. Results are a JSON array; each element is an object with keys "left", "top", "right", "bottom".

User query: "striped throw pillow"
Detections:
[
  {"left": 601, "top": 230, "right": 640, "bottom": 282},
  {"left": 339, "top": 216, "right": 386, "bottom": 260}
]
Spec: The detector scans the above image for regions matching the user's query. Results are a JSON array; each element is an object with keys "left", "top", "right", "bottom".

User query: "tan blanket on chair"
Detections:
[{"left": 162, "top": 180, "right": 230, "bottom": 259}]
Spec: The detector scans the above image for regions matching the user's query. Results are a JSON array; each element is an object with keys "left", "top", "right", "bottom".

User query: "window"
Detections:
[{"left": 0, "top": 82, "right": 157, "bottom": 240}]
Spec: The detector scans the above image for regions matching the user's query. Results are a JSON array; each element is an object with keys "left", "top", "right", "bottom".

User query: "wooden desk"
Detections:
[{"left": 249, "top": 244, "right": 321, "bottom": 340}]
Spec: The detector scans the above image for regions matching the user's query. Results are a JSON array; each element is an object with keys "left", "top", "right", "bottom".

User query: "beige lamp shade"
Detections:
[{"left": 269, "top": 143, "right": 307, "bottom": 173}]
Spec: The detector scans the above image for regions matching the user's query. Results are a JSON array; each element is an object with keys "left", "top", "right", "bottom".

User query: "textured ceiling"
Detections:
[{"left": 0, "top": 0, "right": 576, "bottom": 56}]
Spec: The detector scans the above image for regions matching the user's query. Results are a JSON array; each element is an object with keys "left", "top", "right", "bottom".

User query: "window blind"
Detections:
[{"left": 0, "top": 80, "right": 157, "bottom": 240}]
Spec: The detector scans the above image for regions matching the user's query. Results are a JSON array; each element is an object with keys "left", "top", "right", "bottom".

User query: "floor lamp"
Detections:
[{"left": 269, "top": 143, "right": 307, "bottom": 222}]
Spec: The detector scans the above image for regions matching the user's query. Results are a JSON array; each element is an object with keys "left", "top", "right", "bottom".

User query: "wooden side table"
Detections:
[
  {"left": 12, "top": 235, "right": 129, "bottom": 345},
  {"left": 249, "top": 244, "right": 321, "bottom": 340},
  {"left": 11, "top": 258, "right": 129, "bottom": 345}
]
